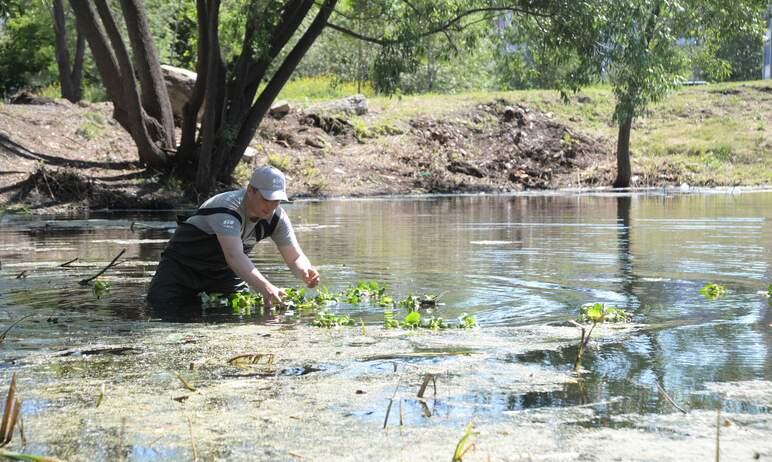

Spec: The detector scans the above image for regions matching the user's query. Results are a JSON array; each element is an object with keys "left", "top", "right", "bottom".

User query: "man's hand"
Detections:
[
  {"left": 258, "top": 282, "right": 286, "bottom": 308},
  {"left": 279, "top": 244, "right": 320, "bottom": 289},
  {"left": 301, "top": 267, "right": 320, "bottom": 288}
]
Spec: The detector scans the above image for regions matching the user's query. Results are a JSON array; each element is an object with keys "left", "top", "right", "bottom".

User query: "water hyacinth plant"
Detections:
[
  {"left": 197, "top": 281, "right": 478, "bottom": 331},
  {"left": 573, "top": 303, "right": 632, "bottom": 371},
  {"left": 700, "top": 283, "right": 727, "bottom": 299},
  {"left": 578, "top": 303, "right": 632, "bottom": 324},
  {"left": 93, "top": 279, "right": 111, "bottom": 299},
  {"left": 344, "top": 280, "right": 388, "bottom": 304},
  {"left": 312, "top": 310, "right": 355, "bottom": 328}
]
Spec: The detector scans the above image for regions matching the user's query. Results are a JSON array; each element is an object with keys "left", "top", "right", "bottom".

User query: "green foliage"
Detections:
[
  {"left": 458, "top": 313, "right": 477, "bottom": 329},
  {"left": 266, "top": 153, "right": 292, "bottom": 172},
  {"left": 283, "top": 288, "right": 320, "bottom": 311},
  {"left": 715, "top": 27, "right": 765, "bottom": 81},
  {"left": 383, "top": 307, "right": 400, "bottom": 329},
  {"left": 452, "top": 423, "right": 478, "bottom": 462},
  {"left": 93, "top": 279, "right": 110, "bottom": 299},
  {"left": 229, "top": 291, "right": 264, "bottom": 315},
  {"left": 199, "top": 281, "right": 478, "bottom": 331},
  {"left": 312, "top": 310, "right": 355, "bottom": 328},
  {"left": 278, "top": 75, "right": 375, "bottom": 101},
  {"left": 700, "top": 283, "right": 727, "bottom": 299},
  {"left": 0, "top": 3, "right": 56, "bottom": 95},
  {"left": 578, "top": 303, "right": 632, "bottom": 324},
  {"left": 344, "top": 280, "right": 387, "bottom": 304},
  {"left": 312, "top": 286, "right": 341, "bottom": 305},
  {"left": 401, "top": 310, "right": 421, "bottom": 328},
  {"left": 199, "top": 290, "right": 264, "bottom": 315},
  {"left": 398, "top": 293, "right": 439, "bottom": 311},
  {"left": 767, "top": 284, "right": 771, "bottom": 297}
]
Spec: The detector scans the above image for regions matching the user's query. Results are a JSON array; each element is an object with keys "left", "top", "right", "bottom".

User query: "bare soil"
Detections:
[{"left": 0, "top": 97, "right": 617, "bottom": 211}]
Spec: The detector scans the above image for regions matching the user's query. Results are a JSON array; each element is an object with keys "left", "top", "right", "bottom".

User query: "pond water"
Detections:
[{"left": 0, "top": 190, "right": 770, "bottom": 460}]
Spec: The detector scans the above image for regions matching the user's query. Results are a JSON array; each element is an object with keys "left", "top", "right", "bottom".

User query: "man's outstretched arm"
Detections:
[
  {"left": 217, "top": 234, "right": 285, "bottom": 306},
  {"left": 278, "top": 243, "right": 320, "bottom": 288}
]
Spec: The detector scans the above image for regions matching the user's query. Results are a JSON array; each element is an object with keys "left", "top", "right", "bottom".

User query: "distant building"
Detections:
[{"left": 765, "top": 5, "right": 772, "bottom": 79}]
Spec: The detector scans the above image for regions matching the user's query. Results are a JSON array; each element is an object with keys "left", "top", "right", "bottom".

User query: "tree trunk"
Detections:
[
  {"left": 215, "top": 0, "right": 338, "bottom": 183},
  {"left": 178, "top": 0, "right": 209, "bottom": 167},
  {"left": 119, "top": 0, "right": 175, "bottom": 148},
  {"left": 195, "top": 0, "right": 226, "bottom": 193},
  {"left": 70, "top": 0, "right": 172, "bottom": 167},
  {"left": 613, "top": 115, "right": 632, "bottom": 188},
  {"left": 52, "top": 0, "right": 83, "bottom": 102}
]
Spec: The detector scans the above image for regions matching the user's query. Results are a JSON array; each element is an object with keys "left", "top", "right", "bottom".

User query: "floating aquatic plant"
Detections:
[
  {"left": 310, "top": 286, "right": 340, "bottom": 305},
  {"left": 93, "top": 279, "right": 111, "bottom": 299},
  {"left": 383, "top": 307, "right": 400, "bottom": 329},
  {"left": 344, "top": 280, "right": 387, "bottom": 304},
  {"left": 398, "top": 293, "right": 440, "bottom": 311},
  {"left": 578, "top": 303, "right": 631, "bottom": 324},
  {"left": 312, "top": 310, "right": 355, "bottom": 328},
  {"left": 283, "top": 288, "right": 318, "bottom": 310},
  {"left": 700, "top": 283, "right": 726, "bottom": 299},
  {"left": 197, "top": 281, "right": 479, "bottom": 331},
  {"left": 229, "top": 291, "right": 263, "bottom": 315},
  {"left": 401, "top": 310, "right": 421, "bottom": 329},
  {"left": 573, "top": 303, "right": 632, "bottom": 372},
  {"left": 199, "top": 292, "right": 227, "bottom": 308}
]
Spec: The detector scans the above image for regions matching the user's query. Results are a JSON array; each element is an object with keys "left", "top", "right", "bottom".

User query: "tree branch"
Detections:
[
  {"left": 328, "top": 6, "right": 551, "bottom": 46},
  {"left": 223, "top": 0, "right": 337, "bottom": 179}
]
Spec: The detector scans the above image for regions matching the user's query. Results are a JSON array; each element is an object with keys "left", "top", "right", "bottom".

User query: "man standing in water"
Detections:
[{"left": 147, "top": 166, "right": 319, "bottom": 309}]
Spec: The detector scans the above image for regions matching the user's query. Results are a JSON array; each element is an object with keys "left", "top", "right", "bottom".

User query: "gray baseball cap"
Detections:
[{"left": 250, "top": 166, "right": 288, "bottom": 201}]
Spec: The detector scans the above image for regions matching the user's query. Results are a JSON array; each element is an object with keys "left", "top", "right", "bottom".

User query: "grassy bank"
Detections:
[{"left": 280, "top": 78, "right": 772, "bottom": 187}]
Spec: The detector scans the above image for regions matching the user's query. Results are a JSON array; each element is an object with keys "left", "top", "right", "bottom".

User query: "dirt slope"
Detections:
[{"left": 0, "top": 97, "right": 614, "bottom": 211}]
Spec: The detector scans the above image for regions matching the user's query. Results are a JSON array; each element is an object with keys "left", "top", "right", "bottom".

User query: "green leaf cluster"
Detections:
[
  {"left": 578, "top": 303, "right": 632, "bottom": 324},
  {"left": 312, "top": 310, "right": 355, "bottom": 328},
  {"left": 344, "top": 280, "right": 388, "bottom": 305},
  {"left": 198, "top": 280, "right": 478, "bottom": 330},
  {"left": 93, "top": 279, "right": 111, "bottom": 299},
  {"left": 699, "top": 283, "right": 727, "bottom": 299}
]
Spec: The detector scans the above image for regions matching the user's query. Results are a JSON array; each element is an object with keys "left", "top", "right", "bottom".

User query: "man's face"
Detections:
[{"left": 246, "top": 186, "right": 279, "bottom": 220}]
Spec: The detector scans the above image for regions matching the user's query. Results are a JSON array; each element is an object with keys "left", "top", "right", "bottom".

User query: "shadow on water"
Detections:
[{"left": 511, "top": 343, "right": 771, "bottom": 416}]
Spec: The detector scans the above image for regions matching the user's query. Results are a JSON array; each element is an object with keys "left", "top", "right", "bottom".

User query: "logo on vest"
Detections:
[{"left": 223, "top": 219, "right": 236, "bottom": 228}]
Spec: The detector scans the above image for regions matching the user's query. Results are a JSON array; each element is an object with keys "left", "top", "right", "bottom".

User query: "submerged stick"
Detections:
[
  {"left": 58, "top": 258, "right": 78, "bottom": 267},
  {"left": 715, "top": 402, "right": 721, "bottom": 462},
  {"left": 187, "top": 415, "right": 198, "bottom": 462},
  {"left": 383, "top": 367, "right": 408, "bottom": 429},
  {"left": 0, "top": 314, "right": 35, "bottom": 343},
  {"left": 655, "top": 379, "right": 687, "bottom": 414},
  {"left": 417, "top": 373, "right": 436, "bottom": 399},
  {"left": 14, "top": 271, "right": 28, "bottom": 280},
  {"left": 78, "top": 248, "right": 126, "bottom": 286}
]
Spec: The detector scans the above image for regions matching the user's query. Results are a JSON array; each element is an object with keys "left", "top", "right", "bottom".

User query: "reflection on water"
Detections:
[{"left": 0, "top": 191, "right": 770, "bottom": 420}]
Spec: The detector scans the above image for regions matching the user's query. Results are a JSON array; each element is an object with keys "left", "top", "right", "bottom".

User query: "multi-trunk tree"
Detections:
[{"left": 67, "top": 0, "right": 596, "bottom": 195}]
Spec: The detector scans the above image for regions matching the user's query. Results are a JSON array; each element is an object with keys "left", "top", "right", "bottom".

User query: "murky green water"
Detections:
[{"left": 0, "top": 190, "right": 770, "bottom": 460}]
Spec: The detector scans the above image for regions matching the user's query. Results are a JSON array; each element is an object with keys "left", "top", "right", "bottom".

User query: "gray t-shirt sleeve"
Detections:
[
  {"left": 187, "top": 212, "right": 241, "bottom": 237},
  {"left": 270, "top": 209, "right": 297, "bottom": 247}
]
